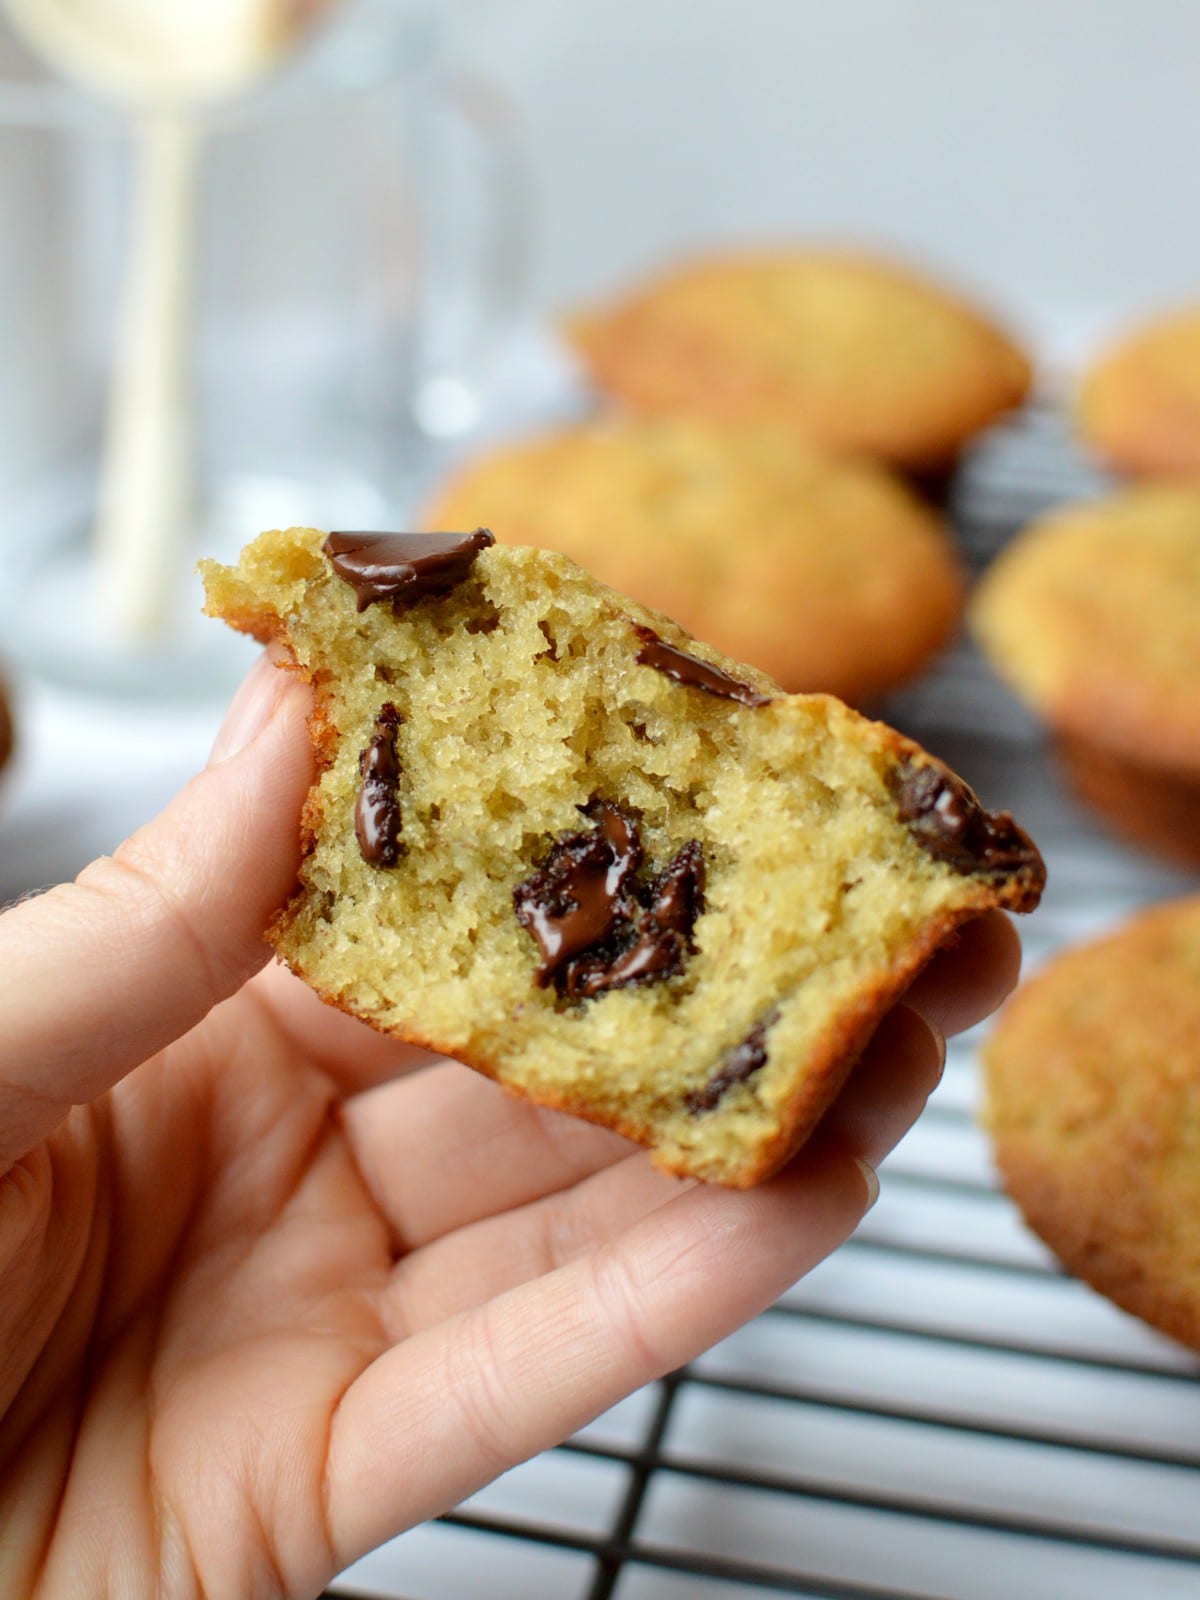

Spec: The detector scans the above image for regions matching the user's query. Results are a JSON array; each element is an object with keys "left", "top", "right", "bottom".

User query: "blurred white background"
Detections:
[
  {"left": 7, "top": 0, "right": 1197, "bottom": 344},
  {"left": 451, "top": 0, "right": 1196, "bottom": 346}
]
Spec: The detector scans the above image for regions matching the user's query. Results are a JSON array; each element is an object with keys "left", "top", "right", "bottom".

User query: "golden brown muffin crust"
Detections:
[
  {"left": 984, "top": 897, "right": 1200, "bottom": 1352},
  {"left": 570, "top": 249, "right": 1031, "bottom": 470},
  {"left": 971, "top": 485, "right": 1200, "bottom": 777},
  {"left": 1079, "top": 306, "right": 1200, "bottom": 477},
  {"left": 427, "top": 417, "right": 965, "bottom": 704},
  {"left": 1055, "top": 733, "right": 1200, "bottom": 869}
]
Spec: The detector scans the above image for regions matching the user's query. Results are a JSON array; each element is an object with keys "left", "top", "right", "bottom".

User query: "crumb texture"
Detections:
[
  {"left": 426, "top": 416, "right": 964, "bottom": 703},
  {"left": 205, "top": 528, "right": 1042, "bottom": 1185},
  {"left": 984, "top": 897, "right": 1200, "bottom": 1351}
]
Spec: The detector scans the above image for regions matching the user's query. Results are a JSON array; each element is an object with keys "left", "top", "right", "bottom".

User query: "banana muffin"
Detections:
[
  {"left": 205, "top": 528, "right": 1043, "bottom": 1186},
  {"left": 1079, "top": 305, "right": 1200, "bottom": 477},
  {"left": 427, "top": 417, "right": 965, "bottom": 704},
  {"left": 971, "top": 484, "right": 1200, "bottom": 866},
  {"left": 984, "top": 896, "right": 1200, "bottom": 1352},
  {"left": 569, "top": 249, "right": 1032, "bottom": 472}
]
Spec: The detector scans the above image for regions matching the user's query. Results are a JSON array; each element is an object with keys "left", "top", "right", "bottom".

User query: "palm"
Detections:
[
  {"left": 5, "top": 962, "right": 716, "bottom": 1597},
  {"left": 5, "top": 977, "right": 382, "bottom": 1594}
]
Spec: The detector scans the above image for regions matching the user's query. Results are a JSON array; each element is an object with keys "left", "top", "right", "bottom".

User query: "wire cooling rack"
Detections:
[{"left": 327, "top": 403, "right": 1200, "bottom": 1600}]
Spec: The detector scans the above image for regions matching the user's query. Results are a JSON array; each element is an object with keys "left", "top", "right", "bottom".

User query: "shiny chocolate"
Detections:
[
  {"left": 514, "top": 804, "right": 706, "bottom": 998},
  {"left": 685, "top": 1012, "right": 776, "bottom": 1115},
  {"left": 891, "top": 759, "right": 1043, "bottom": 878},
  {"left": 568, "top": 839, "right": 706, "bottom": 997},
  {"left": 355, "top": 704, "right": 403, "bottom": 866},
  {"left": 633, "top": 626, "right": 771, "bottom": 708},
  {"left": 513, "top": 802, "right": 642, "bottom": 987},
  {"left": 325, "top": 528, "right": 494, "bottom": 612}
]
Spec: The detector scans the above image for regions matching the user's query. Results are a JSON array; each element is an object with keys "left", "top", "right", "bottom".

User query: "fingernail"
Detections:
[
  {"left": 854, "top": 1155, "right": 880, "bottom": 1211},
  {"left": 208, "top": 653, "right": 288, "bottom": 765},
  {"left": 898, "top": 1000, "right": 947, "bottom": 1086},
  {"left": 929, "top": 1018, "right": 947, "bottom": 1083}
]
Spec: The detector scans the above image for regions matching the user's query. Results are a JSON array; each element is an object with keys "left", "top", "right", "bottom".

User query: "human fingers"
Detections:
[
  {"left": 814, "top": 1001, "right": 945, "bottom": 1170},
  {"left": 249, "top": 959, "right": 439, "bottom": 1092},
  {"left": 338, "top": 909, "right": 1011, "bottom": 1255},
  {"left": 370, "top": 997, "right": 936, "bottom": 1334},
  {"left": 339, "top": 1061, "right": 636, "bottom": 1252},
  {"left": 325, "top": 1145, "right": 874, "bottom": 1568},
  {"left": 0, "top": 652, "right": 313, "bottom": 1170},
  {"left": 901, "top": 909, "right": 1022, "bottom": 1039},
  {"left": 378, "top": 1149, "right": 683, "bottom": 1333},
  {"left": 339, "top": 979, "right": 946, "bottom": 1257}
]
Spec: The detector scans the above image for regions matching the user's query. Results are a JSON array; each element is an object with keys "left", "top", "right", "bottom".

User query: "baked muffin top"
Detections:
[
  {"left": 971, "top": 485, "right": 1200, "bottom": 775},
  {"left": 570, "top": 250, "right": 1031, "bottom": 469},
  {"left": 1079, "top": 305, "right": 1200, "bottom": 477},
  {"left": 984, "top": 895, "right": 1200, "bottom": 1352},
  {"left": 427, "top": 416, "right": 964, "bottom": 703}
]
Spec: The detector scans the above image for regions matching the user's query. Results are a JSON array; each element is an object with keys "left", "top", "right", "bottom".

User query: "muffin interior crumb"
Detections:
[{"left": 204, "top": 528, "right": 1039, "bottom": 1183}]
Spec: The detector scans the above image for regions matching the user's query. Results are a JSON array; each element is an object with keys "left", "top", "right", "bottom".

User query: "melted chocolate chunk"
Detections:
[
  {"left": 685, "top": 1013, "right": 777, "bottom": 1115},
  {"left": 633, "top": 626, "right": 772, "bottom": 708},
  {"left": 513, "top": 802, "right": 643, "bottom": 987},
  {"left": 567, "top": 839, "right": 707, "bottom": 998},
  {"left": 355, "top": 704, "right": 404, "bottom": 867},
  {"left": 325, "top": 529, "right": 494, "bottom": 612},
  {"left": 514, "top": 807, "right": 706, "bottom": 998},
  {"left": 891, "top": 759, "right": 1043, "bottom": 877}
]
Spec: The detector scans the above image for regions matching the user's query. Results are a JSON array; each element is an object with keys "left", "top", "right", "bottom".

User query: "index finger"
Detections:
[
  {"left": 0, "top": 654, "right": 313, "bottom": 1171},
  {"left": 900, "top": 909, "right": 1022, "bottom": 1038}
]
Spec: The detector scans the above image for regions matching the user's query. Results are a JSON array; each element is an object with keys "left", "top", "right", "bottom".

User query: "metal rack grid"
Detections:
[{"left": 327, "top": 404, "right": 1200, "bottom": 1600}]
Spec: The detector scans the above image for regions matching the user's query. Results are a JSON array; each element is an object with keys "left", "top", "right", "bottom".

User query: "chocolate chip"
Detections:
[
  {"left": 567, "top": 839, "right": 707, "bottom": 998},
  {"left": 513, "top": 801, "right": 643, "bottom": 987},
  {"left": 891, "top": 759, "right": 1043, "bottom": 877},
  {"left": 514, "top": 807, "right": 706, "bottom": 998},
  {"left": 325, "top": 529, "right": 494, "bottom": 612},
  {"left": 355, "top": 704, "right": 404, "bottom": 867},
  {"left": 686, "top": 1012, "right": 777, "bottom": 1115},
  {"left": 633, "top": 625, "right": 772, "bottom": 708}
]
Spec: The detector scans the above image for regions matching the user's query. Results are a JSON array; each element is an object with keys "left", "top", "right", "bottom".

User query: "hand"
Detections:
[{"left": 0, "top": 654, "right": 1020, "bottom": 1599}]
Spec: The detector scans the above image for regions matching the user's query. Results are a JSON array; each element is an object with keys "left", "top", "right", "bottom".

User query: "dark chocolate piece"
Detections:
[
  {"left": 633, "top": 626, "right": 772, "bottom": 708},
  {"left": 568, "top": 839, "right": 706, "bottom": 998},
  {"left": 890, "top": 759, "right": 1043, "bottom": 878},
  {"left": 514, "top": 807, "right": 706, "bottom": 998},
  {"left": 325, "top": 529, "right": 494, "bottom": 612},
  {"left": 646, "top": 839, "right": 707, "bottom": 936},
  {"left": 513, "top": 802, "right": 642, "bottom": 986},
  {"left": 685, "top": 1013, "right": 777, "bottom": 1115},
  {"left": 355, "top": 704, "right": 404, "bottom": 867}
]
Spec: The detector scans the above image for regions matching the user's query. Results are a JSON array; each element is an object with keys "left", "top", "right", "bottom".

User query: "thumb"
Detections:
[{"left": 0, "top": 652, "right": 314, "bottom": 1170}]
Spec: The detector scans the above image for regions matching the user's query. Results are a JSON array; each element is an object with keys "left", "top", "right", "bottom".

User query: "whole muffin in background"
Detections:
[
  {"left": 971, "top": 484, "right": 1200, "bottom": 866},
  {"left": 568, "top": 250, "right": 1031, "bottom": 472},
  {"left": 426, "top": 417, "right": 966, "bottom": 704},
  {"left": 984, "top": 897, "right": 1200, "bottom": 1353},
  {"left": 1079, "top": 305, "right": 1200, "bottom": 477}
]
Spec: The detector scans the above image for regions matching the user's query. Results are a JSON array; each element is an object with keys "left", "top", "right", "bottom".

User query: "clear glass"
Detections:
[{"left": 0, "top": 0, "right": 529, "bottom": 700}]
